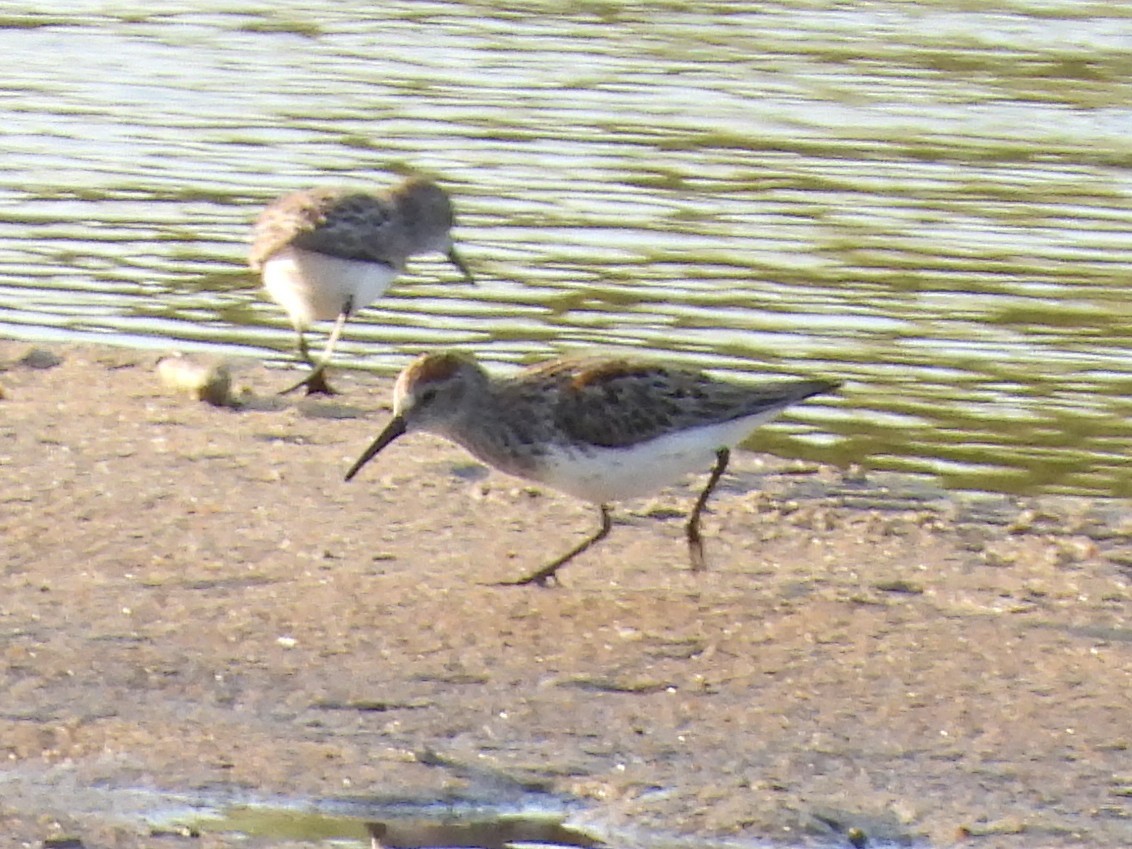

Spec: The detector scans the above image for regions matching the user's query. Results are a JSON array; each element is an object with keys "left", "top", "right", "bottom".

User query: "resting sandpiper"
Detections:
[
  {"left": 345, "top": 352, "right": 840, "bottom": 585},
  {"left": 250, "top": 176, "right": 474, "bottom": 395}
]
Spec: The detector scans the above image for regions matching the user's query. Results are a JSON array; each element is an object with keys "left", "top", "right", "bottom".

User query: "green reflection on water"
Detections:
[{"left": 0, "top": 0, "right": 1129, "bottom": 500}]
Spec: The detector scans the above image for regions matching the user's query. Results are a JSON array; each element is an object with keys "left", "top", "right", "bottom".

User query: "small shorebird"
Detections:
[
  {"left": 250, "top": 176, "right": 474, "bottom": 395},
  {"left": 345, "top": 352, "right": 840, "bottom": 585}
]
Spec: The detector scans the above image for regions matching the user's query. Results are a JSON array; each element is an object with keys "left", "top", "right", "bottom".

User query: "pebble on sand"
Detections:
[{"left": 156, "top": 354, "right": 235, "bottom": 408}]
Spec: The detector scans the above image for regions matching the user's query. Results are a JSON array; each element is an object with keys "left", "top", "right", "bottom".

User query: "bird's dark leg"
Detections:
[
  {"left": 686, "top": 447, "right": 730, "bottom": 571},
  {"left": 280, "top": 297, "right": 353, "bottom": 396},
  {"left": 503, "top": 504, "right": 614, "bottom": 587},
  {"left": 297, "top": 331, "right": 316, "bottom": 366}
]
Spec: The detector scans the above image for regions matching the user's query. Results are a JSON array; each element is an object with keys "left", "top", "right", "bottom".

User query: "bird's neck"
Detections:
[{"left": 439, "top": 381, "right": 548, "bottom": 479}]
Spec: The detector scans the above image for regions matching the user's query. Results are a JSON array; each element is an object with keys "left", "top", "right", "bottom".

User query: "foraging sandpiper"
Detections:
[
  {"left": 250, "top": 176, "right": 473, "bottom": 394},
  {"left": 346, "top": 351, "right": 840, "bottom": 585}
]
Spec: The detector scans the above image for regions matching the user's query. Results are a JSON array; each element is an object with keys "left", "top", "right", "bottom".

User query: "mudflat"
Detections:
[{"left": 1, "top": 342, "right": 1129, "bottom": 848}]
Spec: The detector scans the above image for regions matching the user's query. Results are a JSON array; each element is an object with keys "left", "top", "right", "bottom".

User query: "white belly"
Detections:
[
  {"left": 532, "top": 411, "right": 783, "bottom": 503},
  {"left": 262, "top": 247, "right": 397, "bottom": 328}
]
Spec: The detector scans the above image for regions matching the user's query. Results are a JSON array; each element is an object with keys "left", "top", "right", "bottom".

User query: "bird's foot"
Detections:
[
  {"left": 278, "top": 368, "right": 337, "bottom": 396},
  {"left": 494, "top": 570, "right": 562, "bottom": 588}
]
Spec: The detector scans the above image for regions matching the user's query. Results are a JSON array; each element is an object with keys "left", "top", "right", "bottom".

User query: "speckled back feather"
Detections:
[
  {"left": 507, "top": 357, "right": 840, "bottom": 449},
  {"left": 249, "top": 177, "right": 456, "bottom": 270},
  {"left": 250, "top": 189, "right": 402, "bottom": 268}
]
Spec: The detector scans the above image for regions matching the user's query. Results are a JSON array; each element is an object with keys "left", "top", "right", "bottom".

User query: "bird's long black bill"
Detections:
[
  {"left": 345, "top": 415, "right": 407, "bottom": 481},
  {"left": 447, "top": 246, "right": 475, "bottom": 285}
]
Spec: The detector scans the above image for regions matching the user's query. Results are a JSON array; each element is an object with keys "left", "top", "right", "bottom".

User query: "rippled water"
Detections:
[{"left": 0, "top": 2, "right": 1129, "bottom": 497}]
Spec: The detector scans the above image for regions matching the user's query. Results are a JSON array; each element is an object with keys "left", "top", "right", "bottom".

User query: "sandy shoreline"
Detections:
[{"left": 1, "top": 341, "right": 1129, "bottom": 848}]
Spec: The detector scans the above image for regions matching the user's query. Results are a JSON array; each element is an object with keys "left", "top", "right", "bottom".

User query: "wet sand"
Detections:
[{"left": 1, "top": 342, "right": 1129, "bottom": 848}]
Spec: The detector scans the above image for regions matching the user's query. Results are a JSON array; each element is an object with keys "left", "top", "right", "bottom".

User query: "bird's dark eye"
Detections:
[{"left": 419, "top": 387, "right": 439, "bottom": 406}]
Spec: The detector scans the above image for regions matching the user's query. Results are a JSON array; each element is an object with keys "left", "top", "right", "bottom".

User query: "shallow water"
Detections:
[
  {"left": 0, "top": 2, "right": 1129, "bottom": 496},
  {"left": 0, "top": 769, "right": 909, "bottom": 849}
]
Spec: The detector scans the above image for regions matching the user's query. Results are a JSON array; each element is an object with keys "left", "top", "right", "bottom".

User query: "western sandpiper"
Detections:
[
  {"left": 345, "top": 352, "right": 840, "bottom": 585},
  {"left": 250, "top": 176, "right": 474, "bottom": 395}
]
